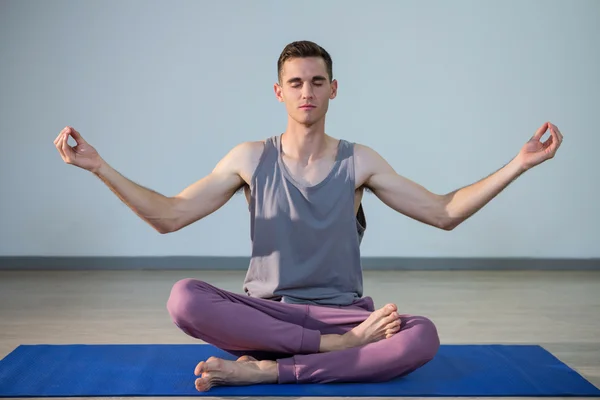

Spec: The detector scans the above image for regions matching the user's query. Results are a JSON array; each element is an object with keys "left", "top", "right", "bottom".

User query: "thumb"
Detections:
[
  {"left": 67, "top": 127, "right": 87, "bottom": 145},
  {"left": 532, "top": 122, "right": 549, "bottom": 141}
]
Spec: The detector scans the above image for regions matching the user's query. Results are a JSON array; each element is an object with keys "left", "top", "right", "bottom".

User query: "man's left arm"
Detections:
[{"left": 360, "top": 121, "right": 563, "bottom": 230}]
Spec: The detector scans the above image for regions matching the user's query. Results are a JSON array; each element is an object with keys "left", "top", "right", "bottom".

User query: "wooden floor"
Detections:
[{"left": 0, "top": 269, "right": 599, "bottom": 399}]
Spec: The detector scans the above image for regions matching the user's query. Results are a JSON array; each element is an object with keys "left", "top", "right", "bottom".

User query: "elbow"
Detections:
[
  {"left": 159, "top": 218, "right": 186, "bottom": 234},
  {"left": 158, "top": 215, "right": 198, "bottom": 234},
  {"left": 155, "top": 224, "right": 174, "bottom": 234},
  {"left": 154, "top": 217, "right": 180, "bottom": 234},
  {"left": 439, "top": 220, "right": 457, "bottom": 231},
  {"left": 439, "top": 216, "right": 462, "bottom": 231},
  {"left": 437, "top": 208, "right": 460, "bottom": 231},
  {"left": 436, "top": 195, "right": 459, "bottom": 231},
  {"left": 155, "top": 198, "right": 183, "bottom": 234}
]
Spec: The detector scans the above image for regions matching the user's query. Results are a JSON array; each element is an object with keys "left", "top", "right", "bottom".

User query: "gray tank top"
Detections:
[{"left": 242, "top": 134, "right": 367, "bottom": 306}]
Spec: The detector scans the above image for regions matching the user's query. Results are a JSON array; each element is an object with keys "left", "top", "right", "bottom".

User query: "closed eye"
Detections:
[
  {"left": 291, "top": 82, "right": 324, "bottom": 88},
  {"left": 287, "top": 76, "right": 328, "bottom": 88}
]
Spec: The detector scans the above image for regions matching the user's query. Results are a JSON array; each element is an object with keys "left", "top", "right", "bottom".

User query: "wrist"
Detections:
[
  {"left": 510, "top": 155, "right": 528, "bottom": 176},
  {"left": 93, "top": 159, "right": 109, "bottom": 176}
]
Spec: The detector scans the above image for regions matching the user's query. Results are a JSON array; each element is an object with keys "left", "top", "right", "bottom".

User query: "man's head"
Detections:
[{"left": 274, "top": 41, "right": 338, "bottom": 127}]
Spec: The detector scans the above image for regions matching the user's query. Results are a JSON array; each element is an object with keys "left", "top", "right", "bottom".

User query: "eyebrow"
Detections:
[{"left": 286, "top": 76, "right": 328, "bottom": 84}]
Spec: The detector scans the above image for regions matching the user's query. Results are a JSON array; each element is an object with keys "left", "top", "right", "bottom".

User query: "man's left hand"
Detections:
[{"left": 516, "top": 121, "right": 563, "bottom": 171}]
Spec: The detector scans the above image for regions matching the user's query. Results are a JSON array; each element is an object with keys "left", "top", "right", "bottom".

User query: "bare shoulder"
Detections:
[
  {"left": 219, "top": 140, "right": 266, "bottom": 185},
  {"left": 227, "top": 140, "right": 265, "bottom": 161},
  {"left": 353, "top": 143, "right": 394, "bottom": 188}
]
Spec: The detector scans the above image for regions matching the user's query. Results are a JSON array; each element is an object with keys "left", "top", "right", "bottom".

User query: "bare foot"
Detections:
[
  {"left": 343, "top": 303, "right": 401, "bottom": 348},
  {"left": 236, "top": 355, "right": 258, "bottom": 362},
  {"left": 194, "top": 356, "right": 277, "bottom": 392}
]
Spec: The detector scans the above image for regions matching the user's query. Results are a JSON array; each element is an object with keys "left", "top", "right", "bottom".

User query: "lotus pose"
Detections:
[{"left": 54, "top": 40, "right": 563, "bottom": 391}]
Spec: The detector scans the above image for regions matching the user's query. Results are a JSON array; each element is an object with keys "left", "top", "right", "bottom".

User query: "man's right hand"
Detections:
[{"left": 54, "top": 126, "right": 104, "bottom": 173}]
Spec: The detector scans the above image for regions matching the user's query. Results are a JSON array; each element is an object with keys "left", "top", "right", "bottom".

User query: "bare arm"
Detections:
[
  {"left": 55, "top": 126, "right": 251, "bottom": 234},
  {"left": 358, "top": 145, "right": 518, "bottom": 230},
  {"left": 442, "top": 122, "right": 563, "bottom": 229},
  {"left": 357, "top": 122, "right": 563, "bottom": 231},
  {"left": 168, "top": 142, "right": 257, "bottom": 232},
  {"left": 96, "top": 143, "right": 253, "bottom": 234},
  {"left": 93, "top": 162, "right": 183, "bottom": 234},
  {"left": 356, "top": 144, "right": 449, "bottom": 229},
  {"left": 440, "top": 160, "right": 524, "bottom": 230}
]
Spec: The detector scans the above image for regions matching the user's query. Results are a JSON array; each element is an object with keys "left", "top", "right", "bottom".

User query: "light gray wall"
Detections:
[{"left": 1, "top": 0, "right": 598, "bottom": 260}]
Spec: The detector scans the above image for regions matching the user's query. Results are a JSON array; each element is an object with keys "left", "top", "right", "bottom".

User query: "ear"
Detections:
[
  {"left": 274, "top": 82, "right": 284, "bottom": 103},
  {"left": 330, "top": 79, "right": 338, "bottom": 100}
]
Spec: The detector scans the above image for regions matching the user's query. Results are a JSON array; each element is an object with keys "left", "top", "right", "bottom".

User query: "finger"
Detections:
[
  {"left": 54, "top": 127, "right": 68, "bottom": 145},
  {"left": 56, "top": 132, "right": 67, "bottom": 159},
  {"left": 549, "top": 122, "right": 563, "bottom": 142},
  {"left": 552, "top": 123, "right": 563, "bottom": 143},
  {"left": 545, "top": 135, "right": 559, "bottom": 158},
  {"left": 548, "top": 123, "right": 560, "bottom": 144},
  {"left": 550, "top": 129, "right": 561, "bottom": 153},
  {"left": 69, "top": 127, "right": 87, "bottom": 144},
  {"left": 550, "top": 122, "right": 562, "bottom": 136},
  {"left": 542, "top": 135, "right": 554, "bottom": 150},
  {"left": 61, "top": 132, "right": 74, "bottom": 160},
  {"left": 532, "top": 122, "right": 549, "bottom": 141},
  {"left": 54, "top": 131, "right": 63, "bottom": 148}
]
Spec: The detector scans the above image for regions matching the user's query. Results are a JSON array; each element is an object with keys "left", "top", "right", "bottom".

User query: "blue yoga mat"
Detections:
[{"left": 0, "top": 344, "right": 598, "bottom": 397}]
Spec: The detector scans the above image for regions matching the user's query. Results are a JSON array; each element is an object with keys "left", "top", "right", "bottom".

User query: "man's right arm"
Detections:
[
  {"left": 93, "top": 142, "right": 251, "bottom": 234},
  {"left": 56, "top": 126, "right": 258, "bottom": 234}
]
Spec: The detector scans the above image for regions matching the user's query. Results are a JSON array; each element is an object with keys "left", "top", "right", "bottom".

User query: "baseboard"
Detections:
[{"left": 0, "top": 256, "right": 598, "bottom": 270}]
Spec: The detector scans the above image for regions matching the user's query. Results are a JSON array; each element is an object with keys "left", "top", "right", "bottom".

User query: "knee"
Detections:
[
  {"left": 399, "top": 315, "right": 440, "bottom": 363},
  {"left": 166, "top": 278, "right": 210, "bottom": 326},
  {"left": 414, "top": 315, "right": 440, "bottom": 362}
]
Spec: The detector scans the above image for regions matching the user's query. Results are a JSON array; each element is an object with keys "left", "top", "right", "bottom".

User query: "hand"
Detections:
[
  {"left": 54, "top": 126, "right": 104, "bottom": 173},
  {"left": 516, "top": 121, "right": 563, "bottom": 171}
]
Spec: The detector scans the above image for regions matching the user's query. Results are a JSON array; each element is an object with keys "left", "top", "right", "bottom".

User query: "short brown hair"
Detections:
[{"left": 277, "top": 40, "right": 333, "bottom": 83}]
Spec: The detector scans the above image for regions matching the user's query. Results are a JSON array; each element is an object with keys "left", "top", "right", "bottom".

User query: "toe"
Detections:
[
  {"left": 383, "top": 313, "right": 400, "bottom": 324},
  {"left": 194, "top": 361, "right": 206, "bottom": 376},
  {"left": 385, "top": 320, "right": 402, "bottom": 338},
  {"left": 386, "top": 323, "right": 401, "bottom": 334},
  {"left": 375, "top": 304, "right": 396, "bottom": 318},
  {"left": 195, "top": 376, "right": 212, "bottom": 392}
]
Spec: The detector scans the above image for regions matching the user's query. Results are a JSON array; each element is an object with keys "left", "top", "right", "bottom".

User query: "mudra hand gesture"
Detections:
[
  {"left": 54, "top": 126, "right": 104, "bottom": 173},
  {"left": 516, "top": 122, "right": 563, "bottom": 171}
]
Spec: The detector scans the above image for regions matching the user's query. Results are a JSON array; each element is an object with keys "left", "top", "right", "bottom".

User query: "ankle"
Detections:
[
  {"left": 256, "top": 360, "right": 278, "bottom": 383},
  {"left": 341, "top": 330, "right": 359, "bottom": 349},
  {"left": 319, "top": 334, "right": 346, "bottom": 352}
]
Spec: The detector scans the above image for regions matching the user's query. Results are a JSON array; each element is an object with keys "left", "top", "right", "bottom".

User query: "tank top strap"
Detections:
[{"left": 336, "top": 138, "right": 354, "bottom": 159}]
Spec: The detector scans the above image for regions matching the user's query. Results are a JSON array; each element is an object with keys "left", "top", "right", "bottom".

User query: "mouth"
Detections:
[{"left": 299, "top": 105, "right": 316, "bottom": 109}]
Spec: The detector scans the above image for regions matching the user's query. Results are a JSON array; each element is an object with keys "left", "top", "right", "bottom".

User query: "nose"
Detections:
[{"left": 301, "top": 83, "right": 315, "bottom": 99}]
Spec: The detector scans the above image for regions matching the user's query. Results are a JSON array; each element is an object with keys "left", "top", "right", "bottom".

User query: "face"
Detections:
[{"left": 274, "top": 57, "right": 338, "bottom": 127}]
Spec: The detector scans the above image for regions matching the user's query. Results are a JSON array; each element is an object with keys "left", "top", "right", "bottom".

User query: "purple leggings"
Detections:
[{"left": 166, "top": 278, "right": 440, "bottom": 384}]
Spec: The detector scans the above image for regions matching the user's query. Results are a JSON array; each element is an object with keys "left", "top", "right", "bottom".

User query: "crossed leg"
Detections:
[{"left": 166, "top": 278, "right": 440, "bottom": 390}]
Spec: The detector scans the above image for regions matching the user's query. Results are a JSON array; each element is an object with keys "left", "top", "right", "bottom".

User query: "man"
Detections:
[{"left": 54, "top": 40, "right": 563, "bottom": 391}]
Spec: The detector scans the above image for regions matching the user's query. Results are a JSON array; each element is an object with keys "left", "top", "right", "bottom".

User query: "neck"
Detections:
[{"left": 282, "top": 117, "right": 329, "bottom": 162}]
